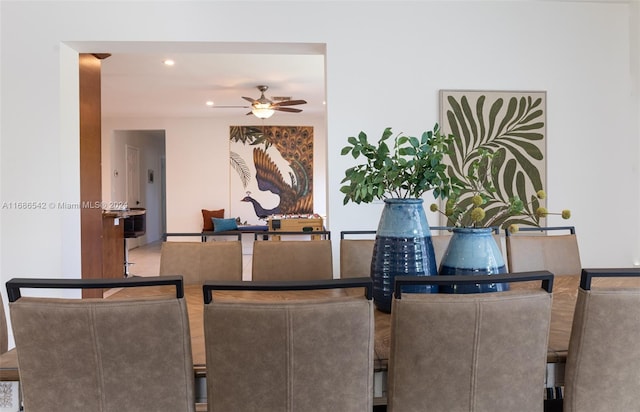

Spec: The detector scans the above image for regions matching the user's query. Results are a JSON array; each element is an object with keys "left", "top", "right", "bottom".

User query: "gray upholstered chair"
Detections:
[
  {"left": 159, "top": 240, "right": 243, "bottom": 284},
  {"left": 7, "top": 276, "right": 195, "bottom": 412},
  {"left": 505, "top": 226, "right": 582, "bottom": 403},
  {"left": 339, "top": 230, "right": 375, "bottom": 278},
  {"left": 505, "top": 226, "right": 581, "bottom": 276},
  {"left": 388, "top": 272, "right": 554, "bottom": 412},
  {"left": 0, "top": 292, "right": 20, "bottom": 411},
  {"left": 202, "top": 278, "right": 374, "bottom": 411},
  {"left": 563, "top": 268, "right": 640, "bottom": 412},
  {"left": 429, "top": 226, "right": 454, "bottom": 266},
  {"left": 0, "top": 292, "right": 7, "bottom": 355},
  {"left": 251, "top": 239, "right": 333, "bottom": 281}
]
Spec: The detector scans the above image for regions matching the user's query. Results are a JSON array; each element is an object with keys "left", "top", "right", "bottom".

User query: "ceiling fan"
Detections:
[{"left": 213, "top": 85, "right": 307, "bottom": 118}]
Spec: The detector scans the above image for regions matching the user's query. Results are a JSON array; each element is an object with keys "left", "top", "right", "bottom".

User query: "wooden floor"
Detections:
[{"left": 126, "top": 241, "right": 162, "bottom": 277}]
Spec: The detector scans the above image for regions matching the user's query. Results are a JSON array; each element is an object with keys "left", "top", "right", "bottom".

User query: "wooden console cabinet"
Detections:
[
  {"left": 267, "top": 216, "right": 324, "bottom": 240},
  {"left": 102, "top": 214, "right": 124, "bottom": 280},
  {"left": 267, "top": 217, "right": 324, "bottom": 232}
]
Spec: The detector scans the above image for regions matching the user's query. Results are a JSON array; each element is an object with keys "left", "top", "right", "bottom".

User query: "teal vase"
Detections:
[
  {"left": 438, "top": 227, "right": 508, "bottom": 293},
  {"left": 371, "top": 198, "right": 438, "bottom": 313}
]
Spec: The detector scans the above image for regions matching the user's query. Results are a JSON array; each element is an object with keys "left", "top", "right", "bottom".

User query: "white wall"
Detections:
[
  {"left": 1, "top": 1, "right": 639, "bottom": 348},
  {"left": 633, "top": 0, "right": 640, "bottom": 266}
]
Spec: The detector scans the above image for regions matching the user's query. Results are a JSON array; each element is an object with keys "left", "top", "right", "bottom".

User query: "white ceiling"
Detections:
[{"left": 100, "top": 52, "right": 326, "bottom": 119}]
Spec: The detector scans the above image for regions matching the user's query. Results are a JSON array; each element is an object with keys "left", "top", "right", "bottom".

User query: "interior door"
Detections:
[{"left": 126, "top": 144, "right": 141, "bottom": 248}]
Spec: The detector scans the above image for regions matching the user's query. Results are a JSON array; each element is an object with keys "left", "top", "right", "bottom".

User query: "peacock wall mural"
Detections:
[{"left": 229, "top": 125, "right": 314, "bottom": 224}]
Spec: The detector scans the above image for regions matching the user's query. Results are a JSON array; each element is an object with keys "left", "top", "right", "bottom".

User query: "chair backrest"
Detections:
[
  {"left": 388, "top": 272, "right": 553, "bottom": 412},
  {"left": 251, "top": 239, "right": 333, "bottom": 281},
  {"left": 340, "top": 231, "right": 376, "bottom": 278},
  {"left": 159, "top": 241, "right": 243, "bottom": 284},
  {"left": 505, "top": 226, "right": 581, "bottom": 275},
  {"left": 564, "top": 268, "right": 640, "bottom": 412},
  {"left": 7, "top": 276, "right": 195, "bottom": 412},
  {"left": 255, "top": 230, "right": 331, "bottom": 240},
  {"left": 0, "top": 293, "right": 7, "bottom": 355},
  {"left": 430, "top": 235, "right": 451, "bottom": 266},
  {"left": 202, "top": 278, "right": 374, "bottom": 411}
]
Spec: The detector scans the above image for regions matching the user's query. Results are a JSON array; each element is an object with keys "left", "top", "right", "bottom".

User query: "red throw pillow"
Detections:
[{"left": 202, "top": 209, "right": 224, "bottom": 231}]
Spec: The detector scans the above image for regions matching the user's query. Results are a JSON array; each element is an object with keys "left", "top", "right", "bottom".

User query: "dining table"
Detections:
[
  {"left": 110, "top": 276, "right": 583, "bottom": 407},
  {"left": 5, "top": 273, "right": 635, "bottom": 409}
]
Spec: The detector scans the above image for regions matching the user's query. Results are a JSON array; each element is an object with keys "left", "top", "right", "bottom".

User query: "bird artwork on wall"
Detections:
[{"left": 230, "top": 125, "right": 314, "bottom": 224}]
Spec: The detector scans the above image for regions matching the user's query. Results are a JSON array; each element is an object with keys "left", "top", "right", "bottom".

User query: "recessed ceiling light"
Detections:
[
  {"left": 163, "top": 59, "right": 175, "bottom": 66},
  {"left": 206, "top": 101, "right": 214, "bottom": 107}
]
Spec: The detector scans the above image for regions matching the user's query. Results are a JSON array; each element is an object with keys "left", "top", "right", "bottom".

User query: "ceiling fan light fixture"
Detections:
[{"left": 252, "top": 103, "right": 275, "bottom": 119}]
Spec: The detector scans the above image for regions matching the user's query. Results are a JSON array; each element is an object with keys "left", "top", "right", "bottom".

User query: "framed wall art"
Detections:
[
  {"left": 439, "top": 90, "right": 547, "bottom": 228},
  {"left": 229, "top": 125, "right": 314, "bottom": 225}
]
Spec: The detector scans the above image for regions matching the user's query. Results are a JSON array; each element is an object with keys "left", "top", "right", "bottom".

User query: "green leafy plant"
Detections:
[
  {"left": 340, "top": 124, "right": 454, "bottom": 204},
  {"left": 430, "top": 148, "right": 571, "bottom": 231}
]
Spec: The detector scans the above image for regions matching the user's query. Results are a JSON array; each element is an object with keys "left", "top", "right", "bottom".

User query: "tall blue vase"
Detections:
[
  {"left": 371, "top": 198, "right": 438, "bottom": 313},
  {"left": 438, "top": 227, "right": 508, "bottom": 293}
]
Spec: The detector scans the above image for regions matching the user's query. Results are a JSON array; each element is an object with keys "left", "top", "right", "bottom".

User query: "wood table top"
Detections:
[
  {"left": 108, "top": 278, "right": 581, "bottom": 373},
  {"left": 0, "top": 349, "right": 18, "bottom": 381}
]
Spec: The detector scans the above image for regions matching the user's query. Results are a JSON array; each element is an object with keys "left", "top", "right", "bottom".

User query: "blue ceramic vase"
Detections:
[
  {"left": 371, "top": 198, "right": 438, "bottom": 313},
  {"left": 438, "top": 227, "right": 508, "bottom": 293}
]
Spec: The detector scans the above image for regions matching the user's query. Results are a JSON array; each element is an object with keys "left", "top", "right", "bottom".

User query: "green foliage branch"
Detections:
[
  {"left": 340, "top": 124, "right": 456, "bottom": 204},
  {"left": 431, "top": 145, "right": 571, "bottom": 231}
]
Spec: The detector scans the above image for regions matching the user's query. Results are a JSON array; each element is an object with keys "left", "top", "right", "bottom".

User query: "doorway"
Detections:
[
  {"left": 126, "top": 144, "right": 140, "bottom": 208},
  {"left": 125, "top": 144, "right": 141, "bottom": 248},
  {"left": 114, "top": 130, "right": 167, "bottom": 248},
  {"left": 97, "top": 42, "right": 328, "bottom": 231}
]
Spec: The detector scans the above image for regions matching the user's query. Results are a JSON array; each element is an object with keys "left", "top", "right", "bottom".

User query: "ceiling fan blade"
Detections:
[
  {"left": 242, "top": 96, "right": 256, "bottom": 103},
  {"left": 274, "top": 107, "right": 303, "bottom": 113},
  {"left": 211, "top": 105, "right": 250, "bottom": 109},
  {"left": 272, "top": 99, "right": 307, "bottom": 107}
]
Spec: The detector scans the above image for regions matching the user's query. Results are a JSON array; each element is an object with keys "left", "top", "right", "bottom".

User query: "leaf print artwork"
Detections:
[{"left": 439, "top": 91, "right": 548, "bottom": 229}]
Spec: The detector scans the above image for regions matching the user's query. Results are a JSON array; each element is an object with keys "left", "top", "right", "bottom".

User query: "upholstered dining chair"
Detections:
[
  {"left": 429, "top": 226, "right": 455, "bottom": 266},
  {"left": 159, "top": 240, "right": 243, "bottom": 284},
  {"left": 0, "top": 292, "right": 20, "bottom": 411},
  {"left": 251, "top": 238, "right": 333, "bottom": 281},
  {"left": 339, "top": 230, "right": 376, "bottom": 278},
  {"left": 387, "top": 271, "right": 554, "bottom": 412},
  {"left": 505, "top": 226, "right": 581, "bottom": 276},
  {"left": 563, "top": 268, "right": 640, "bottom": 412},
  {"left": 0, "top": 292, "right": 7, "bottom": 356},
  {"left": 202, "top": 277, "right": 374, "bottom": 412},
  {"left": 7, "top": 276, "right": 195, "bottom": 412},
  {"left": 505, "top": 226, "right": 582, "bottom": 403}
]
